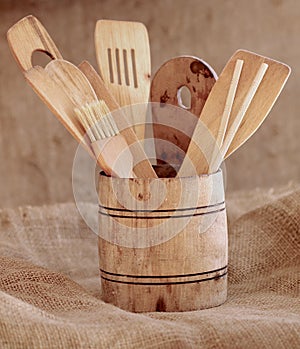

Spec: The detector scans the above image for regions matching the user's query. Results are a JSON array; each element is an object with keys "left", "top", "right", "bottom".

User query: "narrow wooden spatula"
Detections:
[
  {"left": 95, "top": 19, "right": 151, "bottom": 141},
  {"left": 178, "top": 49, "right": 291, "bottom": 177},
  {"left": 79, "top": 61, "right": 157, "bottom": 178}
]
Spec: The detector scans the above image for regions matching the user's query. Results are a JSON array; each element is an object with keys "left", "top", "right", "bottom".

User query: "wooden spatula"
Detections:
[
  {"left": 94, "top": 19, "right": 151, "bottom": 141},
  {"left": 45, "top": 59, "right": 98, "bottom": 108},
  {"left": 178, "top": 49, "right": 291, "bottom": 177},
  {"left": 150, "top": 56, "right": 217, "bottom": 165},
  {"left": 24, "top": 66, "right": 91, "bottom": 153},
  {"left": 78, "top": 61, "right": 157, "bottom": 178}
]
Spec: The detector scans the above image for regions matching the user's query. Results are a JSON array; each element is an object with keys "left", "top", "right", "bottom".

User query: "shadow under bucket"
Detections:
[{"left": 98, "top": 166, "right": 228, "bottom": 312}]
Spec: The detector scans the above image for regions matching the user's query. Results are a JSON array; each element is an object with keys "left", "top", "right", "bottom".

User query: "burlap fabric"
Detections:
[{"left": 0, "top": 184, "right": 299, "bottom": 348}]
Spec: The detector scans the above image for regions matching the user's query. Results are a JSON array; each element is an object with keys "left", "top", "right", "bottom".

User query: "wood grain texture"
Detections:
[
  {"left": 178, "top": 50, "right": 291, "bottom": 177},
  {"left": 98, "top": 169, "right": 227, "bottom": 312},
  {"left": 225, "top": 50, "right": 291, "bottom": 158},
  {"left": 24, "top": 66, "right": 91, "bottom": 153},
  {"left": 45, "top": 59, "right": 98, "bottom": 107},
  {"left": 91, "top": 136, "right": 133, "bottom": 177},
  {"left": 79, "top": 61, "right": 157, "bottom": 178},
  {"left": 95, "top": 20, "right": 151, "bottom": 140},
  {"left": 150, "top": 56, "right": 217, "bottom": 165},
  {"left": 215, "top": 62, "right": 269, "bottom": 170},
  {"left": 215, "top": 59, "right": 244, "bottom": 149},
  {"left": 7, "top": 15, "right": 62, "bottom": 72},
  {"left": 8, "top": 16, "right": 93, "bottom": 154}
]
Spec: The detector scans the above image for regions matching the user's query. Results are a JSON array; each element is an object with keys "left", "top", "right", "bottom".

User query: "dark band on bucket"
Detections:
[
  {"left": 100, "top": 269, "right": 227, "bottom": 286},
  {"left": 100, "top": 265, "right": 227, "bottom": 279},
  {"left": 99, "top": 200, "right": 225, "bottom": 213},
  {"left": 98, "top": 206, "right": 225, "bottom": 219}
]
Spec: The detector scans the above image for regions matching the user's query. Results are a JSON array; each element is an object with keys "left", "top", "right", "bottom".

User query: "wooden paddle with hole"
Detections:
[
  {"left": 150, "top": 56, "right": 217, "bottom": 165},
  {"left": 7, "top": 15, "right": 91, "bottom": 151},
  {"left": 79, "top": 61, "right": 157, "bottom": 178},
  {"left": 178, "top": 49, "right": 291, "bottom": 177},
  {"left": 95, "top": 20, "right": 151, "bottom": 141},
  {"left": 7, "top": 15, "right": 62, "bottom": 72}
]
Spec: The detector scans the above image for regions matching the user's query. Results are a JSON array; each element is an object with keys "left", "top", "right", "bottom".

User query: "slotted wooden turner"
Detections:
[
  {"left": 95, "top": 20, "right": 151, "bottom": 141},
  {"left": 224, "top": 50, "right": 291, "bottom": 160},
  {"left": 178, "top": 49, "right": 291, "bottom": 177}
]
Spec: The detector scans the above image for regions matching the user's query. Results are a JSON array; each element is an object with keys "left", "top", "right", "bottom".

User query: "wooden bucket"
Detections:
[{"left": 98, "top": 168, "right": 227, "bottom": 312}]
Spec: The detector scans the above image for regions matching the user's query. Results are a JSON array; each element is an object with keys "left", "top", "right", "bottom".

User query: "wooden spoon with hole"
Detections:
[{"left": 150, "top": 56, "right": 217, "bottom": 166}]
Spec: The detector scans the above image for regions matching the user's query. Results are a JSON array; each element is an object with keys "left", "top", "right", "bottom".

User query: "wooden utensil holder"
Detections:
[{"left": 98, "top": 167, "right": 227, "bottom": 312}]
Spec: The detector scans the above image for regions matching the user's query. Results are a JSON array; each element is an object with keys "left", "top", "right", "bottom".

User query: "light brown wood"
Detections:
[
  {"left": 225, "top": 50, "right": 291, "bottom": 159},
  {"left": 98, "top": 168, "right": 227, "bottom": 312},
  {"left": 95, "top": 20, "right": 151, "bottom": 141},
  {"left": 92, "top": 136, "right": 133, "bottom": 178},
  {"left": 24, "top": 66, "right": 92, "bottom": 153},
  {"left": 7, "top": 15, "right": 62, "bottom": 72},
  {"left": 79, "top": 61, "right": 157, "bottom": 178},
  {"left": 215, "top": 59, "right": 244, "bottom": 149},
  {"left": 214, "top": 62, "right": 269, "bottom": 170},
  {"left": 45, "top": 59, "right": 98, "bottom": 107},
  {"left": 7, "top": 15, "right": 92, "bottom": 153},
  {"left": 178, "top": 49, "right": 291, "bottom": 177},
  {"left": 75, "top": 100, "right": 135, "bottom": 178},
  {"left": 150, "top": 56, "right": 216, "bottom": 166}
]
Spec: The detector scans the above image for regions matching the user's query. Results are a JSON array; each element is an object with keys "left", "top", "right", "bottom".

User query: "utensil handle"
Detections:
[
  {"left": 213, "top": 62, "right": 269, "bottom": 170},
  {"left": 209, "top": 59, "right": 244, "bottom": 170},
  {"left": 7, "top": 15, "right": 62, "bottom": 72}
]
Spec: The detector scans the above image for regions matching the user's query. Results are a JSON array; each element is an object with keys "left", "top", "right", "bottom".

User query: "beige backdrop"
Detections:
[{"left": 0, "top": 0, "right": 299, "bottom": 208}]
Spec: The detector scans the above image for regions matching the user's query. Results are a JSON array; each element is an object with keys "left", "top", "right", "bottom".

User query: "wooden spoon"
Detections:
[
  {"left": 95, "top": 19, "right": 151, "bottom": 141},
  {"left": 150, "top": 56, "right": 217, "bottom": 165}
]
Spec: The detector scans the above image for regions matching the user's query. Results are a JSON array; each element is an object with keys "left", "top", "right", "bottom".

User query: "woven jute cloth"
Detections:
[{"left": 0, "top": 184, "right": 299, "bottom": 348}]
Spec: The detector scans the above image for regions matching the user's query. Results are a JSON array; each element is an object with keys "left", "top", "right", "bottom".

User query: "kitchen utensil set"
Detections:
[
  {"left": 7, "top": 15, "right": 156, "bottom": 178},
  {"left": 7, "top": 15, "right": 291, "bottom": 179}
]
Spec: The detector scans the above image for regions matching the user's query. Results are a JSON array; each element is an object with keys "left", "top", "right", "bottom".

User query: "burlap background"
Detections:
[{"left": 0, "top": 184, "right": 299, "bottom": 348}]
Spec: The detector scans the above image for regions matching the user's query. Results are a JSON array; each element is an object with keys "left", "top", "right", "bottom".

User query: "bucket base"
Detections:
[{"left": 100, "top": 271, "right": 227, "bottom": 312}]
